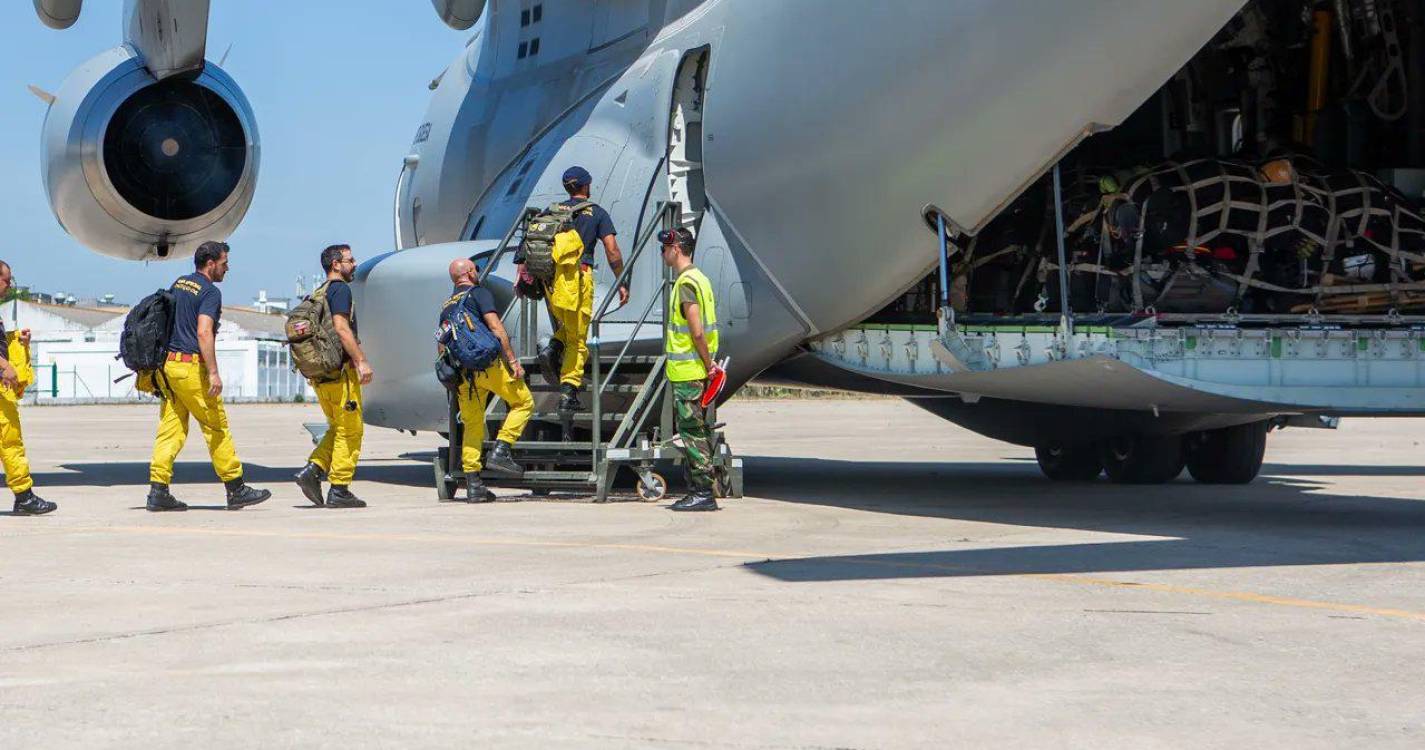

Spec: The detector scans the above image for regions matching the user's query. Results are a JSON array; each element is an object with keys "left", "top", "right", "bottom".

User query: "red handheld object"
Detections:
[{"left": 700, "top": 357, "right": 730, "bottom": 408}]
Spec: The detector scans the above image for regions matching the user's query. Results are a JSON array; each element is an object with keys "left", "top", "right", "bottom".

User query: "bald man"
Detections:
[{"left": 438, "top": 258, "right": 532, "bottom": 502}]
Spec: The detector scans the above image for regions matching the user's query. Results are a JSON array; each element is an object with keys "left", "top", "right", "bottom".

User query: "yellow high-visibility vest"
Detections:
[{"left": 666, "top": 267, "right": 719, "bottom": 382}]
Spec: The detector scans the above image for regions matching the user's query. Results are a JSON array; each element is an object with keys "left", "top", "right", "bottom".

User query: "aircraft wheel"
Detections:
[
  {"left": 1186, "top": 422, "right": 1268, "bottom": 484},
  {"left": 1034, "top": 443, "right": 1102, "bottom": 481},
  {"left": 1099, "top": 435, "right": 1185, "bottom": 484}
]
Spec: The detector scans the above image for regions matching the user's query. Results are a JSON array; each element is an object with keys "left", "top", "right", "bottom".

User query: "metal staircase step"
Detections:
[
  {"left": 527, "top": 382, "right": 643, "bottom": 393},
  {"left": 517, "top": 470, "right": 595, "bottom": 482},
  {"left": 517, "top": 355, "right": 661, "bottom": 367},
  {"left": 485, "top": 440, "right": 595, "bottom": 451},
  {"left": 489, "top": 411, "right": 627, "bottom": 423}
]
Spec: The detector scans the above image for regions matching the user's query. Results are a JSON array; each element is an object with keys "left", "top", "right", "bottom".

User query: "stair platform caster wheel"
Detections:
[
  {"left": 433, "top": 450, "right": 459, "bottom": 501},
  {"left": 636, "top": 472, "right": 668, "bottom": 502}
]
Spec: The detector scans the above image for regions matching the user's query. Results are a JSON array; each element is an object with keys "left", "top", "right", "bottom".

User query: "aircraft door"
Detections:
[{"left": 668, "top": 47, "right": 710, "bottom": 233}]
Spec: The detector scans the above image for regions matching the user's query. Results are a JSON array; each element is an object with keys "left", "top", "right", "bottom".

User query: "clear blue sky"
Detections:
[{"left": 0, "top": 2, "right": 465, "bottom": 305}]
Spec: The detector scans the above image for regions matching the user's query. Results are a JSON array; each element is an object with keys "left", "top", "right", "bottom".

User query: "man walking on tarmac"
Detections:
[
  {"left": 0, "top": 261, "right": 57, "bottom": 516},
  {"left": 544, "top": 166, "right": 627, "bottom": 420},
  {"left": 659, "top": 228, "right": 722, "bottom": 512},
  {"left": 294, "top": 244, "right": 372, "bottom": 508},
  {"left": 441, "top": 258, "right": 533, "bottom": 503},
  {"left": 147, "top": 241, "right": 271, "bottom": 512}
]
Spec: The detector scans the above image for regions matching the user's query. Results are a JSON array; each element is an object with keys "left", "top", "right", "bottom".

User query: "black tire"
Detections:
[
  {"left": 1099, "top": 435, "right": 1185, "bottom": 484},
  {"left": 1186, "top": 422, "right": 1268, "bottom": 484},
  {"left": 1034, "top": 443, "right": 1103, "bottom": 481},
  {"left": 433, "top": 450, "right": 457, "bottom": 501}
]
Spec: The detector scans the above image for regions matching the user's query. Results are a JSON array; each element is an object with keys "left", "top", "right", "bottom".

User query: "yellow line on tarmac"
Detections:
[
  {"left": 67, "top": 525, "right": 1425, "bottom": 623},
  {"left": 833, "top": 556, "right": 1425, "bottom": 623}
]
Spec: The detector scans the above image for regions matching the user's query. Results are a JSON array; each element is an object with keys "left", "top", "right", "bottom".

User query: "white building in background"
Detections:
[{"left": 4, "top": 298, "right": 311, "bottom": 403}]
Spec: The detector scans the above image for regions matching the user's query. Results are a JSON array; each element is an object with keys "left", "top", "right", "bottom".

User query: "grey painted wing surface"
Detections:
[{"left": 122, "top": 0, "right": 210, "bottom": 80}]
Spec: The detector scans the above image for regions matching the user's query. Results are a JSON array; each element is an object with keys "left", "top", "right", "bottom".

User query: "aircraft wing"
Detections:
[{"left": 122, "top": 0, "right": 209, "bottom": 80}]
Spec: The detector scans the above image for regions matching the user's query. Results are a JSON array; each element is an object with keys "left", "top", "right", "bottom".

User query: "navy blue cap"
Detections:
[{"left": 561, "top": 166, "right": 592, "bottom": 187}]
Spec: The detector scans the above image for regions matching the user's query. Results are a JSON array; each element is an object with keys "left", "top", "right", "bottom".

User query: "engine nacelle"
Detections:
[{"left": 42, "top": 45, "right": 259, "bottom": 260}]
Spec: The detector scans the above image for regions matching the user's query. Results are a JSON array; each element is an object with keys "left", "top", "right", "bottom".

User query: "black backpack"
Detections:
[{"left": 118, "top": 288, "right": 176, "bottom": 373}]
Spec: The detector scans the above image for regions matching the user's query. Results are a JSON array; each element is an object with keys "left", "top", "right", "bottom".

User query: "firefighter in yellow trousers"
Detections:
[
  {"left": 442, "top": 258, "right": 532, "bottom": 503},
  {"left": 0, "top": 261, "right": 57, "bottom": 516},
  {"left": 147, "top": 242, "right": 271, "bottom": 512},
  {"left": 544, "top": 166, "right": 627, "bottom": 419},
  {"left": 294, "top": 244, "right": 372, "bottom": 509}
]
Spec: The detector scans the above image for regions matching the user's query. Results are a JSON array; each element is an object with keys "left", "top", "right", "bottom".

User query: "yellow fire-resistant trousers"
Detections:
[
  {"left": 0, "top": 397, "right": 33, "bottom": 495},
  {"left": 149, "top": 359, "right": 243, "bottom": 484},
  {"left": 457, "top": 360, "right": 533, "bottom": 473},
  {"left": 550, "top": 267, "right": 594, "bottom": 388},
  {"left": 0, "top": 333, "right": 35, "bottom": 493},
  {"left": 308, "top": 366, "right": 364, "bottom": 485}
]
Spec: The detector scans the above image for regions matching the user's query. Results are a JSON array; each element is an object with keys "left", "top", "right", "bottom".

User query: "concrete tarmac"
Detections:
[{"left": 1, "top": 399, "right": 1423, "bottom": 748}]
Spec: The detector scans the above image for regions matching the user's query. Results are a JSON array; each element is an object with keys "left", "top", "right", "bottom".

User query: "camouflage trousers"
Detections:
[{"left": 671, "top": 379, "right": 715, "bottom": 491}]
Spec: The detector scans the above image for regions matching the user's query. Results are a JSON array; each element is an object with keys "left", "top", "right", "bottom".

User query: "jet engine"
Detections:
[{"left": 40, "top": 45, "right": 259, "bottom": 260}]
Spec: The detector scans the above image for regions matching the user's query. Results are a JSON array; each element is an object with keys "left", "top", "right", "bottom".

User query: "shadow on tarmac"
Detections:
[
  {"left": 740, "top": 455, "right": 1425, "bottom": 582},
  {"left": 33, "top": 460, "right": 433, "bottom": 489}
]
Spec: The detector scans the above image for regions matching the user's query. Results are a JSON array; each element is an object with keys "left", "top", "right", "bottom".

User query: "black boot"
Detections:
[
  {"left": 466, "top": 476, "right": 495, "bottom": 504},
  {"left": 325, "top": 485, "right": 367, "bottom": 509},
  {"left": 670, "top": 489, "right": 719, "bottom": 512},
  {"left": 294, "top": 462, "right": 327, "bottom": 506},
  {"left": 145, "top": 483, "right": 188, "bottom": 512},
  {"left": 558, "top": 383, "right": 582, "bottom": 412},
  {"left": 13, "top": 489, "right": 57, "bottom": 516},
  {"left": 537, "top": 338, "right": 564, "bottom": 381},
  {"left": 558, "top": 383, "right": 580, "bottom": 442},
  {"left": 484, "top": 440, "right": 525, "bottom": 478},
  {"left": 224, "top": 478, "right": 271, "bottom": 510}
]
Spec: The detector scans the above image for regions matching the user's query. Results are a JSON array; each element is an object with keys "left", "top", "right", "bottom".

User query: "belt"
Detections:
[{"left": 166, "top": 352, "right": 201, "bottom": 363}]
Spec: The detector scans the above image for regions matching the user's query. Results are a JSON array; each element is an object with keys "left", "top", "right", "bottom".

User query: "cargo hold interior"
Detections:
[{"left": 866, "top": 0, "right": 1425, "bottom": 330}]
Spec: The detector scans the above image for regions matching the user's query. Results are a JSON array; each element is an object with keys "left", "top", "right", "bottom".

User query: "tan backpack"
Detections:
[{"left": 285, "top": 282, "right": 345, "bottom": 382}]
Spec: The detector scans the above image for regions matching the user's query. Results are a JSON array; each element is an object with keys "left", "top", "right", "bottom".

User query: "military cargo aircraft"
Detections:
[{"left": 30, "top": 0, "right": 1425, "bottom": 485}]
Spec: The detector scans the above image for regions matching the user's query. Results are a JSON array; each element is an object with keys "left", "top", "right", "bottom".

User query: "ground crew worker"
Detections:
[
  {"left": 147, "top": 241, "right": 271, "bottom": 512},
  {"left": 0, "top": 261, "right": 56, "bottom": 516},
  {"left": 294, "top": 244, "right": 372, "bottom": 509},
  {"left": 546, "top": 166, "right": 627, "bottom": 416},
  {"left": 441, "top": 258, "right": 533, "bottom": 503},
  {"left": 659, "top": 228, "right": 722, "bottom": 512}
]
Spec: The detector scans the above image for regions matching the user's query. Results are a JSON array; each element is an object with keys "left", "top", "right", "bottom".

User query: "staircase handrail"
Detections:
[{"left": 477, "top": 207, "right": 540, "bottom": 287}]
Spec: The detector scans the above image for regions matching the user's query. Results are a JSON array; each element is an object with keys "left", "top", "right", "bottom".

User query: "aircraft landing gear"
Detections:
[
  {"left": 1185, "top": 422, "right": 1268, "bottom": 484},
  {"left": 1099, "top": 435, "right": 1185, "bottom": 484},
  {"left": 1034, "top": 443, "right": 1103, "bottom": 481}
]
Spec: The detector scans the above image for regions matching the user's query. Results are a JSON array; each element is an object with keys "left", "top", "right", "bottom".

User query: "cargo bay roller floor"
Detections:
[{"left": 2, "top": 401, "right": 1424, "bottom": 748}]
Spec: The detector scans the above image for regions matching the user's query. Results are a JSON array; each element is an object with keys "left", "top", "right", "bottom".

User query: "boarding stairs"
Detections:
[{"left": 432, "top": 201, "right": 742, "bottom": 502}]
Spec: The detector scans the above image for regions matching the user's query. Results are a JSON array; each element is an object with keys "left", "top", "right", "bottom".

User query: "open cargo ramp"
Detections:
[{"left": 809, "top": 318, "right": 1425, "bottom": 417}]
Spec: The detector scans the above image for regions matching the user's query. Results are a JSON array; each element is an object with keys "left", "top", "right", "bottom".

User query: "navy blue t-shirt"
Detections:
[
  {"left": 563, "top": 199, "right": 616, "bottom": 266},
  {"left": 167, "top": 273, "right": 221, "bottom": 354},
  {"left": 440, "top": 285, "right": 499, "bottom": 326},
  {"left": 325, "top": 280, "right": 357, "bottom": 339}
]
